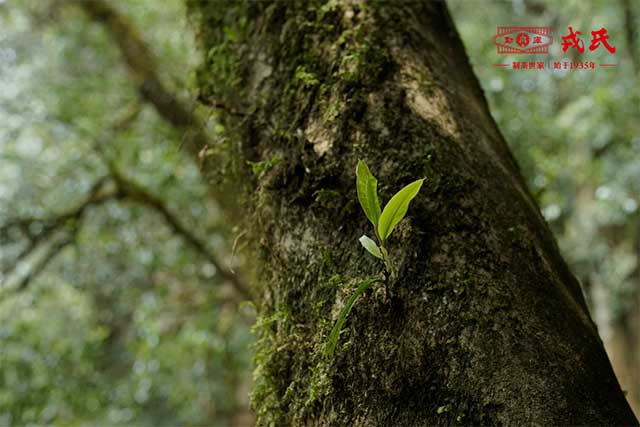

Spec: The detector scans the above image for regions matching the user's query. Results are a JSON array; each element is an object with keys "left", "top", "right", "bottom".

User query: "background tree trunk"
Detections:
[{"left": 189, "top": 1, "right": 639, "bottom": 425}]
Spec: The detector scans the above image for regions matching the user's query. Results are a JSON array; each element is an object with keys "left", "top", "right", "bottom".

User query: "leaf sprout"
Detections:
[
  {"left": 356, "top": 159, "right": 424, "bottom": 277},
  {"left": 325, "top": 160, "right": 424, "bottom": 358}
]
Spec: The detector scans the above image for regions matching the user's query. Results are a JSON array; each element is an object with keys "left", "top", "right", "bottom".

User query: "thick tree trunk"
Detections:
[{"left": 189, "top": 1, "right": 638, "bottom": 425}]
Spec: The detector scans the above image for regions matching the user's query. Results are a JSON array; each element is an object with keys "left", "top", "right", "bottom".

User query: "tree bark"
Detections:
[{"left": 188, "top": 1, "right": 639, "bottom": 425}]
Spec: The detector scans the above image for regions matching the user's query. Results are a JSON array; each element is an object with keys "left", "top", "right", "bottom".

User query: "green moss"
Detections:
[
  {"left": 313, "top": 188, "right": 341, "bottom": 206},
  {"left": 339, "top": 41, "right": 393, "bottom": 89},
  {"left": 320, "top": 100, "right": 344, "bottom": 123},
  {"left": 247, "top": 156, "right": 282, "bottom": 177},
  {"left": 189, "top": 1, "right": 254, "bottom": 101},
  {"left": 204, "top": 43, "right": 241, "bottom": 94},
  {"left": 294, "top": 65, "right": 320, "bottom": 87},
  {"left": 437, "top": 404, "right": 450, "bottom": 414},
  {"left": 305, "top": 358, "right": 333, "bottom": 409},
  {"left": 319, "top": 247, "right": 337, "bottom": 270},
  {"left": 317, "top": 0, "right": 340, "bottom": 20}
]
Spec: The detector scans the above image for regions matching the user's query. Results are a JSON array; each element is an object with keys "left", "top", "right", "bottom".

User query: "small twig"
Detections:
[
  {"left": 196, "top": 94, "right": 248, "bottom": 118},
  {"left": 1, "top": 180, "right": 115, "bottom": 290},
  {"left": 109, "top": 165, "right": 253, "bottom": 301},
  {"left": 229, "top": 230, "right": 247, "bottom": 274},
  {"left": 15, "top": 232, "right": 77, "bottom": 292},
  {"left": 73, "top": 0, "right": 212, "bottom": 156},
  {"left": 42, "top": 106, "right": 254, "bottom": 301}
]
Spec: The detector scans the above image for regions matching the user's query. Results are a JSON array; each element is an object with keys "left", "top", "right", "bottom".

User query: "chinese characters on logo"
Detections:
[
  {"left": 493, "top": 26, "right": 617, "bottom": 70},
  {"left": 493, "top": 26, "right": 553, "bottom": 54},
  {"left": 561, "top": 26, "right": 616, "bottom": 53}
]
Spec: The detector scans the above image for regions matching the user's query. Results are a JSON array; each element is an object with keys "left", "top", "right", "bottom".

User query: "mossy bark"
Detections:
[{"left": 188, "top": 1, "right": 639, "bottom": 425}]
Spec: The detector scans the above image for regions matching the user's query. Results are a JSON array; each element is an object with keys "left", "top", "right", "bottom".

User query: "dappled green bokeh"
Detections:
[{"left": 1, "top": 1, "right": 252, "bottom": 425}]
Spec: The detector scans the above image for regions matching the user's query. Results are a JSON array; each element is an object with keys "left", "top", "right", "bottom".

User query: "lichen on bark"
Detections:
[{"left": 187, "top": 1, "right": 638, "bottom": 426}]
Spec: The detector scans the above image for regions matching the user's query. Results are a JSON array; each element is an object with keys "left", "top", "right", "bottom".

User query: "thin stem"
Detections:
[
  {"left": 379, "top": 245, "right": 394, "bottom": 278},
  {"left": 375, "top": 228, "right": 393, "bottom": 277}
]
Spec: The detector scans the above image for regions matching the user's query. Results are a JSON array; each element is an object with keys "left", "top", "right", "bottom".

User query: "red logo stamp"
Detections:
[
  {"left": 493, "top": 26, "right": 553, "bottom": 54},
  {"left": 492, "top": 26, "right": 617, "bottom": 70}
]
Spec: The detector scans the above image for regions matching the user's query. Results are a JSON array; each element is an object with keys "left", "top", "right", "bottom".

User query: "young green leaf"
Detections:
[
  {"left": 356, "top": 160, "right": 381, "bottom": 227},
  {"left": 359, "top": 235, "right": 383, "bottom": 259},
  {"left": 378, "top": 179, "right": 424, "bottom": 241},
  {"left": 325, "top": 277, "right": 383, "bottom": 358}
]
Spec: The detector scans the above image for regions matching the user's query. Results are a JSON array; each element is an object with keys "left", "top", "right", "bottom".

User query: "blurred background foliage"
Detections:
[
  {"left": 0, "top": 0, "right": 252, "bottom": 425},
  {"left": 0, "top": 0, "right": 638, "bottom": 425}
]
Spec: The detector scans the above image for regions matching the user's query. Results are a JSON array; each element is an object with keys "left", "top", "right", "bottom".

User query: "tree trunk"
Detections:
[{"left": 188, "top": 1, "right": 639, "bottom": 425}]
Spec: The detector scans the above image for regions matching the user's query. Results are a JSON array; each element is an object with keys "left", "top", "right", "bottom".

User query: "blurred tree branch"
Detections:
[
  {"left": 65, "top": 0, "right": 245, "bottom": 156},
  {"left": 1, "top": 177, "right": 120, "bottom": 290},
  {"left": 13, "top": 228, "right": 79, "bottom": 292},
  {"left": 1, "top": 169, "right": 253, "bottom": 300},
  {"left": 2, "top": 0, "right": 256, "bottom": 301},
  {"left": 523, "top": 0, "right": 547, "bottom": 15},
  {"left": 109, "top": 165, "right": 253, "bottom": 301},
  {"left": 2, "top": 100, "right": 253, "bottom": 300},
  {"left": 61, "top": 0, "right": 253, "bottom": 297},
  {"left": 1, "top": 177, "right": 118, "bottom": 274},
  {"left": 93, "top": 107, "right": 254, "bottom": 300}
]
